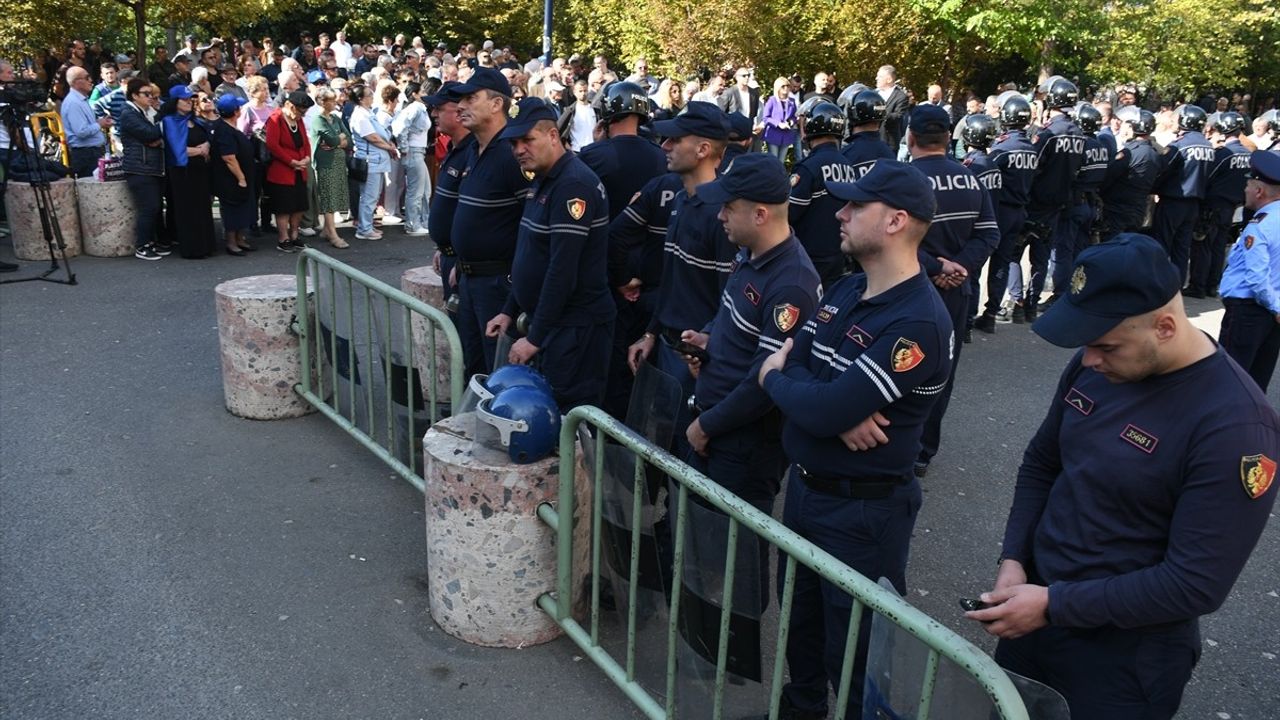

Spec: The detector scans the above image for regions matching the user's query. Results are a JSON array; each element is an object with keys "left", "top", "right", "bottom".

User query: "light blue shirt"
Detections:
[
  {"left": 1220, "top": 199, "right": 1280, "bottom": 314},
  {"left": 60, "top": 89, "right": 105, "bottom": 148}
]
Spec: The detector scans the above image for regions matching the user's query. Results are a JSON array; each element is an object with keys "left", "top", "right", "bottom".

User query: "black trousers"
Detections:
[
  {"left": 125, "top": 173, "right": 164, "bottom": 249},
  {"left": 67, "top": 145, "right": 104, "bottom": 178},
  {"left": 1152, "top": 197, "right": 1200, "bottom": 284},
  {"left": 919, "top": 284, "right": 965, "bottom": 465},
  {"left": 1187, "top": 202, "right": 1235, "bottom": 294},
  {"left": 1219, "top": 298, "right": 1280, "bottom": 392}
]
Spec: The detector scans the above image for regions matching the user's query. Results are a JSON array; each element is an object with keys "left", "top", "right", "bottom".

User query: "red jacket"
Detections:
[{"left": 264, "top": 109, "right": 312, "bottom": 185}]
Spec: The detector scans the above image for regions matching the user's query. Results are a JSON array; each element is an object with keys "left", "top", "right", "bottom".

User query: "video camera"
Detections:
[{"left": 0, "top": 80, "right": 49, "bottom": 110}]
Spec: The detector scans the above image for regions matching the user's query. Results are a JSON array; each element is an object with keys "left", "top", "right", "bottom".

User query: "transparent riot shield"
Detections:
[{"left": 862, "top": 579, "right": 1070, "bottom": 720}]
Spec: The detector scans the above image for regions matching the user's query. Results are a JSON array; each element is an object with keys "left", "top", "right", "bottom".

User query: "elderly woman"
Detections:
[
  {"left": 160, "top": 85, "right": 215, "bottom": 258},
  {"left": 376, "top": 79, "right": 403, "bottom": 224},
  {"left": 237, "top": 74, "right": 275, "bottom": 234},
  {"left": 189, "top": 66, "right": 213, "bottom": 97},
  {"left": 194, "top": 90, "right": 219, "bottom": 123},
  {"left": 348, "top": 84, "right": 398, "bottom": 240},
  {"left": 119, "top": 76, "right": 167, "bottom": 260},
  {"left": 762, "top": 76, "right": 798, "bottom": 163},
  {"left": 211, "top": 95, "right": 256, "bottom": 255},
  {"left": 236, "top": 55, "right": 258, "bottom": 90},
  {"left": 264, "top": 90, "right": 314, "bottom": 253},
  {"left": 308, "top": 86, "right": 351, "bottom": 248}
]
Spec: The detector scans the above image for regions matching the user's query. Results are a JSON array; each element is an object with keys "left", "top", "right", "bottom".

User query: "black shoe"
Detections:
[
  {"left": 1181, "top": 286, "right": 1206, "bottom": 299},
  {"left": 973, "top": 313, "right": 997, "bottom": 334},
  {"left": 276, "top": 240, "right": 300, "bottom": 254},
  {"left": 1010, "top": 302, "right": 1026, "bottom": 324},
  {"left": 134, "top": 244, "right": 163, "bottom": 261},
  {"left": 1023, "top": 300, "right": 1039, "bottom": 322},
  {"left": 226, "top": 246, "right": 247, "bottom": 257},
  {"left": 152, "top": 241, "right": 173, "bottom": 256},
  {"left": 913, "top": 461, "right": 929, "bottom": 478},
  {"left": 239, "top": 243, "right": 257, "bottom": 252},
  {"left": 0, "top": 260, "right": 17, "bottom": 273}
]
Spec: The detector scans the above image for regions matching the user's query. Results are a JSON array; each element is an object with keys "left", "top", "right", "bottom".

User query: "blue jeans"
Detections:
[
  {"left": 357, "top": 171, "right": 384, "bottom": 234},
  {"left": 402, "top": 147, "right": 431, "bottom": 231}
]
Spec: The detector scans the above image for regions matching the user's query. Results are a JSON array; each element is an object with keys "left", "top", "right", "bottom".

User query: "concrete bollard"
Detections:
[
  {"left": 4, "top": 178, "right": 82, "bottom": 260},
  {"left": 399, "top": 266, "right": 453, "bottom": 407},
  {"left": 422, "top": 413, "right": 592, "bottom": 648},
  {"left": 215, "top": 274, "right": 316, "bottom": 420},
  {"left": 77, "top": 179, "right": 137, "bottom": 257}
]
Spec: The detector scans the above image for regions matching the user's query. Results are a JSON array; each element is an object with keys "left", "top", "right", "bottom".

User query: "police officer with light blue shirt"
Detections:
[
  {"left": 790, "top": 100, "right": 856, "bottom": 288},
  {"left": 757, "top": 159, "right": 951, "bottom": 720},
  {"left": 1152, "top": 104, "right": 1215, "bottom": 284},
  {"left": 1218, "top": 151, "right": 1280, "bottom": 391}
]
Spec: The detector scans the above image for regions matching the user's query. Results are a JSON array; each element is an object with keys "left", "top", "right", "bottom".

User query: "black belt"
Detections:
[
  {"left": 457, "top": 259, "right": 511, "bottom": 277},
  {"left": 796, "top": 465, "right": 908, "bottom": 500},
  {"left": 659, "top": 327, "right": 683, "bottom": 346}
]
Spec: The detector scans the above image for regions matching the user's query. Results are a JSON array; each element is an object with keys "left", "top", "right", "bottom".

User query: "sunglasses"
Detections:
[{"left": 138, "top": 91, "right": 154, "bottom": 97}]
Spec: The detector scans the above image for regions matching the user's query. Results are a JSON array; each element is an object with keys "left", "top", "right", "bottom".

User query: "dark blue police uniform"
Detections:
[
  {"left": 962, "top": 146, "right": 1001, "bottom": 325},
  {"left": 1049, "top": 130, "right": 1112, "bottom": 298},
  {"left": 1025, "top": 113, "right": 1085, "bottom": 309},
  {"left": 979, "top": 129, "right": 1038, "bottom": 319},
  {"left": 1187, "top": 139, "right": 1251, "bottom": 296},
  {"left": 719, "top": 112, "right": 754, "bottom": 174},
  {"left": 1100, "top": 136, "right": 1160, "bottom": 239},
  {"left": 841, "top": 130, "right": 894, "bottom": 178},
  {"left": 789, "top": 141, "right": 857, "bottom": 287},
  {"left": 427, "top": 132, "right": 475, "bottom": 303},
  {"left": 1152, "top": 129, "right": 1214, "bottom": 283}
]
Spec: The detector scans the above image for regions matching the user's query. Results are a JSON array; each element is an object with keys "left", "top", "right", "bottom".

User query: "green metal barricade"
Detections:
[
  {"left": 536, "top": 406, "right": 1031, "bottom": 720},
  {"left": 291, "top": 248, "right": 464, "bottom": 492}
]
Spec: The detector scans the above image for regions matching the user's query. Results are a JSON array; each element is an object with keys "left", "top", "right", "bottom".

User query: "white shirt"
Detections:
[
  {"left": 878, "top": 86, "right": 893, "bottom": 102},
  {"left": 569, "top": 103, "right": 596, "bottom": 152},
  {"left": 392, "top": 101, "right": 432, "bottom": 148},
  {"left": 331, "top": 40, "right": 353, "bottom": 68}
]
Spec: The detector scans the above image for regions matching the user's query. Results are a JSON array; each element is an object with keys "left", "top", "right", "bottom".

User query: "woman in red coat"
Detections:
[{"left": 264, "top": 90, "right": 315, "bottom": 253}]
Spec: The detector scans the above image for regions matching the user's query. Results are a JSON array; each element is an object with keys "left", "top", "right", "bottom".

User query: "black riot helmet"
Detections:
[
  {"left": 846, "top": 89, "right": 887, "bottom": 126},
  {"left": 600, "top": 81, "right": 651, "bottom": 122},
  {"left": 961, "top": 114, "right": 998, "bottom": 149},
  {"left": 996, "top": 90, "right": 1031, "bottom": 129},
  {"left": 1174, "top": 103, "right": 1207, "bottom": 132},
  {"left": 835, "top": 82, "right": 869, "bottom": 114},
  {"left": 1075, "top": 103, "right": 1103, "bottom": 134},
  {"left": 798, "top": 98, "right": 846, "bottom": 140},
  {"left": 1040, "top": 75, "right": 1079, "bottom": 109},
  {"left": 1207, "top": 111, "right": 1245, "bottom": 136},
  {"left": 1116, "top": 105, "right": 1155, "bottom": 136}
]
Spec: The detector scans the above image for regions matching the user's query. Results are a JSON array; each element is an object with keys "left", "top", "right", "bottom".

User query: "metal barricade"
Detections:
[
  {"left": 291, "top": 248, "right": 464, "bottom": 492},
  {"left": 29, "top": 111, "right": 68, "bottom": 166},
  {"left": 536, "top": 406, "right": 1032, "bottom": 720}
]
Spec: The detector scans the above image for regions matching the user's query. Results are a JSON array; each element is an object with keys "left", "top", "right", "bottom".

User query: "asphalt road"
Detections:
[{"left": 1, "top": 227, "right": 1276, "bottom": 720}]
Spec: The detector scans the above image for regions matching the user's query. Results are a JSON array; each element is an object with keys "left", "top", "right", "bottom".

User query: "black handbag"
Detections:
[
  {"left": 253, "top": 133, "right": 271, "bottom": 165},
  {"left": 346, "top": 154, "right": 368, "bottom": 182}
]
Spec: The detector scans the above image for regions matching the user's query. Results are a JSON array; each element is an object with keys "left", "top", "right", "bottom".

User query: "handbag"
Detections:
[
  {"left": 346, "top": 154, "right": 368, "bottom": 182},
  {"left": 253, "top": 132, "right": 271, "bottom": 165}
]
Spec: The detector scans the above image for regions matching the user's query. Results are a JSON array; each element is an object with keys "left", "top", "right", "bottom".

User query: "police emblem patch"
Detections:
[
  {"left": 773, "top": 303, "right": 800, "bottom": 332},
  {"left": 1070, "top": 266, "right": 1087, "bottom": 295},
  {"left": 890, "top": 338, "right": 925, "bottom": 372},
  {"left": 522, "top": 169, "right": 536, "bottom": 181},
  {"left": 1245, "top": 235, "right": 1255, "bottom": 250},
  {"left": 790, "top": 173, "right": 800, "bottom": 187},
  {"left": 1241, "top": 454, "right": 1276, "bottom": 499},
  {"left": 567, "top": 198, "right": 587, "bottom": 220},
  {"left": 509, "top": 103, "right": 520, "bottom": 119},
  {"left": 744, "top": 283, "right": 761, "bottom": 306}
]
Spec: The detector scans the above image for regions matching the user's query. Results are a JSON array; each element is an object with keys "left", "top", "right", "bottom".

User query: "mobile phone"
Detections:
[
  {"left": 673, "top": 340, "right": 710, "bottom": 364},
  {"left": 959, "top": 598, "right": 991, "bottom": 612}
]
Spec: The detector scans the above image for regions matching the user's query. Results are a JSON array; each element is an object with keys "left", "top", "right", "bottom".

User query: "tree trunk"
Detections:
[
  {"left": 166, "top": 25, "right": 178, "bottom": 56},
  {"left": 134, "top": 0, "right": 147, "bottom": 65},
  {"left": 1037, "top": 38, "right": 1055, "bottom": 84}
]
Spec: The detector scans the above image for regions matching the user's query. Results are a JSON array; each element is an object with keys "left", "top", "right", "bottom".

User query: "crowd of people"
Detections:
[{"left": 4, "top": 30, "right": 1280, "bottom": 720}]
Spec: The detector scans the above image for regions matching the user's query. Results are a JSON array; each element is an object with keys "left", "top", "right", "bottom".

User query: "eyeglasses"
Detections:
[{"left": 198, "top": 97, "right": 212, "bottom": 103}]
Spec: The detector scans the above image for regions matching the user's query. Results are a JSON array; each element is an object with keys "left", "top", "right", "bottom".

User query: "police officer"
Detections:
[
  {"left": 968, "top": 234, "right": 1278, "bottom": 720},
  {"left": 451, "top": 67, "right": 532, "bottom": 376},
  {"left": 1045, "top": 103, "right": 1112, "bottom": 307},
  {"left": 1021, "top": 77, "right": 1084, "bottom": 321},
  {"left": 790, "top": 99, "right": 856, "bottom": 288},
  {"left": 1260, "top": 109, "right": 1280, "bottom": 153},
  {"left": 721, "top": 112, "right": 754, "bottom": 173},
  {"left": 906, "top": 104, "right": 999, "bottom": 477},
  {"left": 841, "top": 89, "right": 894, "bottom": 177},
  {"left": 1185, "top": 112, "right": 1251, "bottom": 298},
  {"left": 1099, "top": 106, "right": 1160, "bottom": 240},
  {"left": 483, "top": 98, "right": 615, "bottom": 410},
  {"left": 679, "top": 153, "right": 820, "bottom": 515},
  {"left": 1152, "top": 104, "right": 1214, "bottom": 283},
  {"left": 959, "top": 113, "right": 1000, "bottom": 337},
  {"left": 1218, "top": 152, "right": 1280, "bottom": 391},
  {"left": 976, "top": 92, "right": 1038, "bottom": 329},
  {"left": 426, "top": 81, "right": 472, "bottom": 307},
  {"left": 757, "top": 160, "right": 952, "bottom": 720}
]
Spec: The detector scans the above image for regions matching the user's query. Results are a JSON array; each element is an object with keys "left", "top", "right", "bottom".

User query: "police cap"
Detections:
[
  {"left": 908, "top": 104, "right": 951, "bottom": 135},
  {"left": 1250, "top": 151, "right": 1280, "bottom": 185},
  {"left": 726, "top": 112, "right": 754, "bottom": 141},
  {"left": 452, "top": 66, "right": 512, "bottom": 98},
  {"left": 651, "top": 100, "right": 731, "bottom": 140},
  {"left": 696, "top": 153, "right": 791, "bottom": 205},
  {"left": 825, "top": 159, "right": 935, "bottom": 222},
  {"left": 424, "top": 80, "right": 464, "bottom": 107},
  {"left": 1032, "top": 233, "right": 1182, "bottom": 348},
  {"left": 496, "top": 97, "right": 559, "bottom": 140}
]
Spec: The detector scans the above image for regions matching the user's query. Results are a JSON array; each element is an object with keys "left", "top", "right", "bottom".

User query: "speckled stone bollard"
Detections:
[
  {"left": 423, "top": 413, "right": 592, "bottom": 647},
  {"left": 215, "top": 274, "right": 316, "bottom": 420},
  {"left": 77, "top": 179, "right": 136, "bottom": 257},
  {"left": 4, "top": 178, "right": 82, "bottom": 260},
  {"left": 400, "top": 266, "right": 452, "bottom": 405}
]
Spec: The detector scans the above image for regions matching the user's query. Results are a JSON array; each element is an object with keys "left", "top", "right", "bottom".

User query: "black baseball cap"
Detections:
[
  {"left": 908, "top": 103, "right": 951, "bottom": 134},
  {"left": 452, "top": 66, "right": 511, "bottom": 98},
  {"left": 696, "top": 153, "right": 791, "bottom": 204},
  {"left": 1249, "top": 150, "right": 1280, "bottom": 184},
  {"left": 652, "top": 101, "right": 731, "bottom": 140},
  {"left": 1032, "top": 233, "right": 1182, "bottom": 348},
  {"left": 497, "top": 98, "right": 559, "bottom": 139},
  {"left": 726, "top": 112, "right": 753, "bottom": 141},
  {"left": 424, "top": 80, "right": 463, "bottom": 107},
  {"left": 825, "top": 159, "right": 935, "bottom": 222}
]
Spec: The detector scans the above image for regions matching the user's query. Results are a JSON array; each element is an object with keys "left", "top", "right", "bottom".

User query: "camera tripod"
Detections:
[{"left": 0, "top": 105, "right": 77, "bottom": 286}]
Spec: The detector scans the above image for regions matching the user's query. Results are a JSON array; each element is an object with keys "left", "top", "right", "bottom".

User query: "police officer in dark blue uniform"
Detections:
[
  {"left": 906, "top": 104, "right": 999, "bottom": 477},
  {"left": 1218, "top": 152, "right": 1280, "bottom": 391},
  {"left": 1022, "top": 77, "right": 1084, "bottom": 321},
  {"left": 968, "top": 234, "right": 1279, "bottom": 720},
  {"left": 1185, "top": 111, "right": 1251, "bottom": 298},
  {"left": 425, "top": 81, "right": 472, "bottom": 306},
  {"left": 1152, "top": 104, "right": 1215, "bottom": 284},
  {"left": 483, "top": 98, "right": 615, "bottom": 410},
  {"left": 959, "top": 113, "right": 1001, "bottom": 337},
  {"left": 977, "top": 92, "right": 1039, "bottom": 329},
  {"left": 790, "top": 99, "right": 856, "bottom": 288},
  {"left": 1045, "top": 103, "right": 1112, "bottom": 306},
  {"left": 721, "top": 112, "right": 754, "bottom": 174},
  {"left": 1099, "top": 106, "right": 1160, "bottom": 240},
  {"left": 450, "top": 68, "right": 532, "bottom": 376},
  {"left": 757, "top": 160, "right": 952, "bottom": 720},
  {"left": 841, "top": 89, "right": 894, "bottom": 177}
]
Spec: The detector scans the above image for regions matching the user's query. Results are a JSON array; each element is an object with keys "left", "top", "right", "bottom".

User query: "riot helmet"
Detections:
[
  {"left": 1075, "top": 103, "right": 1103, "bottom": 134},
  {"left": 846, "top": 89, "right": 886, "bottom": 126},
  {"left": 600, "top": 81, "right": 652, "bottom": 122},
  {"left": 1174, "top": 103, "right": 1207, "bottom": 132},
  {"left": 996, "top": 91, "right": 1032, "bottom": 129},
  {"left": 1040, "top": 76, "right": 1079, "bottom": 109},
  {"left": 961, "top": 114, "right": 998, "bottom": 149},
  {"left": 798, "top": 99, "right": 846, "bottom": 140},
  {"left": 1207, "top": 111, "right": 1245, "bottom": 136},
  {"left": 475, "top": 386, "right": 562, "bottom": 464}
]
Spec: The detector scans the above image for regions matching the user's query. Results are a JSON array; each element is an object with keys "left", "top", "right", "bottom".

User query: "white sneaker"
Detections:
[
  {"left": 299, "top": 227, "right": 317, "bottom": 237},
  {"left": 381, "top": 214, "right": 403, "bottom": 226},
  {"left": 355, "top": 230, "right": 383, "bottom": 240},
  {"left": 404, "top": 227, "right": 429, "bottom": 237}
]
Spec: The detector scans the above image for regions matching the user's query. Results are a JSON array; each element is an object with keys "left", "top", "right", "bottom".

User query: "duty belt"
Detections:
[
  {"left": 457, "top": 259, "right": 511, "bottom": 277},
  {"left": 795, "top": 465, "right": 909, "bottom": 500}
]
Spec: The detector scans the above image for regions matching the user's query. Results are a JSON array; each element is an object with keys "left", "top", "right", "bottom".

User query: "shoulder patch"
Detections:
[
  {"left": 1242, "top": 454, "right": 1276, "bottom": 499},
  {"left": 773, "top": 303, "right": 800, "bottom": 332},
  {"left": 890, "top": 338, "right": 925, "bottom": 372},
  {"left": 1246, "top": 235, "right": 1255, "bottom": 250},
  {"left": 566, "top": 198, "right": 587, "bottom": 220},
  {"left": 790, "top": 173, "right": 800, "bottom": 187}
]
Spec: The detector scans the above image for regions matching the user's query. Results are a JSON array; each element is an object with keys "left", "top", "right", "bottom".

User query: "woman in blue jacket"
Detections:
[{"left": 118, "top": 76, "right": 167, "bottom": 260}]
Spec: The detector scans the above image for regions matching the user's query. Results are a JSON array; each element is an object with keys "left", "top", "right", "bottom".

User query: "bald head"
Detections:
[{"left": 66, "top": 66, "right": 90, "bottom": 83}]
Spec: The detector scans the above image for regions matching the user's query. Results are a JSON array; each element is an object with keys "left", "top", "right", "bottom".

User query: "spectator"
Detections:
[
  {"left": 376, "top": 80, "right": 404, "bottom": 223},
  {"left": 683, "top": 78, "right": 702, "bottom": 105},
  {"left": 761, "top": 76, "right": 798, "bottom": 163},
  {"left": 216, "top": 64, "right": 247, "bottom": 101},
  {"left": 60, "top": 65, "right": 111, "bottom": 177},
  {"left": 349, "top": 83, "right": 399, "bottom": 240},
  {"left": 625, "top": 56, "right": 659, "bottom": 96},
  {"left": 148, "top": 47, "right": 175, "bottom": 92},
  {"left": 331, "top": 31, "right": 354, "bottom": 70},
  {"left": 875, "top": 64, "right": 910, "bottom": 150},
  {"left": 159, "top": 85, "right": 216, "bottom": 258},
  {"left": 238, "top": 75, "right": 275, "bottom": 235},
  {"left": 168, "top": 54, "right": 192, "bottom": 91},
  {"left": 652, "top": 77, "right": 685, "bottom": 122},
  {"left": 213, "top": 94, "right": 256, "bottom": 255},
  {"left": 258, "top": 38, "right": 275, "bottom": 67},
  {"left": 260, "top": 48, "right": 284, "bottom": 94},
  {"left": 264, "top": 91, "right": 314, "bottom": 253},
  {"left": 309, "top": 87, "right": 352, "bottom": 248},
  {"left": 1249, "top": 116, "right": 1273, "bottom": 151},
  {"left": 189, "top": 66, "right": 213, "bottom": 98},
  {"left": 392, "top": 81, "right": 431, "bottom": 236},
  {"left": 89, "top": 62, "right": 118, "bottom": 102},
  {"left": 118, "top": 76, "right": 167, "bottom": 260},
  {"left": 557, "top": 79, "right": 597, "bottom": 151},
  {"left": 236, "top": 55, "right": 258, "bottom": 90},
  {"left": 194, "top": 90, "right": 219, "bottom": 123}
]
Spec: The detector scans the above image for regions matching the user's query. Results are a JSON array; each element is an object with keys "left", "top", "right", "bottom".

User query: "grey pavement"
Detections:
[{"left": 1, "top": 228, "right": 1277, "bottom": 719}]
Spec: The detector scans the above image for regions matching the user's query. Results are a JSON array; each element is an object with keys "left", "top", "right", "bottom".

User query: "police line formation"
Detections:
[{"left": 436, "top": 67, "right": 1280, "bottom": 720}]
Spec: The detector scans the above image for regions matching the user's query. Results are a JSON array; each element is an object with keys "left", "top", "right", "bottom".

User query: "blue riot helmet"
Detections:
[
  {"left": 1039, "top": 75, "right": 1079, "bottom": 109},
  {"left": 475, "top": 386, "right": 562, "bottom": 464},
  {"left": 485, "top": 364, "right": 555, "bottom": 397},
  {"left": 1207, "top": 111, "right": 1244, "bottom": 136},
  {"left": 1116, "top": 105, "right": 1155, "bottom": 136}
]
